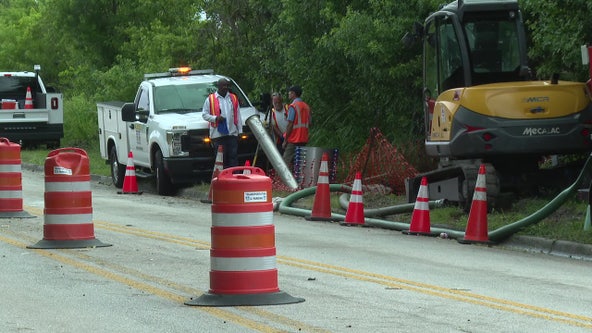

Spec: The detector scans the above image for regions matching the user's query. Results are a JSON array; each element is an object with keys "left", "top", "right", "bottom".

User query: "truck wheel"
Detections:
[
  {"left": 110, "top": 147, "right": 125, "bottom": 188},
  {"left": 155, "top": 150, "right": 176, "bottom": 196}
]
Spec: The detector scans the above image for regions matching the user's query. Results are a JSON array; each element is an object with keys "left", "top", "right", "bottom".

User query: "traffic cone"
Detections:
[
  {"left": 341, "top": 171, "right": 365, "bottom": 226},
  {"left": 306, "top": 152, "right": 333, "bottom": 221},
  {"left": 118, "top": 151, "right": 142, "bottom": 194},
  {"left": 458, "top": 164, "right": 491, "bottom": 244},
  {"left": 403, "top": 177, "right": 435, "bottom": 236},
  {"left": 201, "top": 146, "right": 224, "bottom": 203},
  {"left": 24, "top": 86, "right": 33, "bottom": 109},
  {"left": 243, "top": 160, "right": 251, "bottom": 174}
]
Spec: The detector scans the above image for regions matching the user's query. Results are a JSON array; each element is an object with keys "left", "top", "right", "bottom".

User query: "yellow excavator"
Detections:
[{"left": 405, "top": 0, "right": 592, "bottom": 208}]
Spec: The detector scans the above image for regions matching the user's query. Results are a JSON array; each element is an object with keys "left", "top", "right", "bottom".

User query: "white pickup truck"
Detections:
[
  {"left": 0, "top": 65, "right": 64, "bottom": 148},
  {"left": 97, "top": 68, "right": 263, "bottom": 195}
]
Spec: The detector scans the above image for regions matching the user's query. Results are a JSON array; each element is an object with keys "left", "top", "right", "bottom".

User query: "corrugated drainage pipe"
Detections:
[
  {"left": 278, "top": 152, "right": 592, "bottom": 243},
  {"left": 278, "top": 184, "right": 465, "bottom": 239},
  {"left": 488, "top": 153, "right": 592, "bottom": 242}
]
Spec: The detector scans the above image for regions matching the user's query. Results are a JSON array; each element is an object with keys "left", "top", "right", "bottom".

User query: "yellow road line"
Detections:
[
  {"left": 19, "top": 206, "right": 592, "bottom": 328},
  {"left": 0, "top": 234, "right": 289, "bottom": 333},
  {"left": 94, "top": 219, "right": 592, "bottom": 329},
  {"left": 0, "top": 227, "right": 328, "bottom": 333}
]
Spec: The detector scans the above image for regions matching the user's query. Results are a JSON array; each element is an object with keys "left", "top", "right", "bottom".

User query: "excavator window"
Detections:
[
  {"left": 463, "top": 11, "right": 522, "bottom": 84},
  {"left": 434, "top": 16, "right": 465, "bottom": 92}
]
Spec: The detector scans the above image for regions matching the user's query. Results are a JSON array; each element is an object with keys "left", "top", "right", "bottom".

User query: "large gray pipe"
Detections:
[{"left": 246, "top": 114, "right": 299, "bottom": 190}]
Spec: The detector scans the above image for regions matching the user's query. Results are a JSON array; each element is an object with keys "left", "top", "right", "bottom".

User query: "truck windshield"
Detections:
[
  {"left": 153, "top": 82, "right": 250, "bottom": 114},
  {"left": 0, "top": 75, "right": 41, "bottom": 101}
]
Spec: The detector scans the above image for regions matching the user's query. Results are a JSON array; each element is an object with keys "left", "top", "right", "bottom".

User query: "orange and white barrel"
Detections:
[
  {"left": 28, "top": 148, "right": 110, "bottom": 249},
  {"left": 185, "top": 166, "right": 303, "bottom": 307},
  {"left": 0, "top": 138, "right": 32, "bottom": 218}
]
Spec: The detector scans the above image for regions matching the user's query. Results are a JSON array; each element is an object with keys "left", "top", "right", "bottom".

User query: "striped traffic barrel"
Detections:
[
  {"left": 185, "top": 166, "right": 304, "bottom": 307},
  {"left": 0, "top": 138, "right": 33, "bottom": 218},
  {"left": 28, "top": 148, "right": 110, "bottom": 249}
]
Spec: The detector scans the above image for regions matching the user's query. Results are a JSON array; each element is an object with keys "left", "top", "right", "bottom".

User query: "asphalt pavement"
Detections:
[{"left": 23, "top": 162, "right": 592, "bottom": 262}]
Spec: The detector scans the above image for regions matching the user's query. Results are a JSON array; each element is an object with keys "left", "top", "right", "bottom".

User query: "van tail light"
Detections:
[{"left": 50, "top": 97, "right": 59, "bottom": 110}]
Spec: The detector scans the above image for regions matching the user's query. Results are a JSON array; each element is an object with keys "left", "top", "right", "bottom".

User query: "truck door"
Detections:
[{"left": 127, "top": 86, "right": 150, "bottom": 166}]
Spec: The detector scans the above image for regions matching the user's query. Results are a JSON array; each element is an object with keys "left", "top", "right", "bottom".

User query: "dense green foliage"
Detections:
[{"left": 1, "top": 0, "right": 591, "bottom": 170}]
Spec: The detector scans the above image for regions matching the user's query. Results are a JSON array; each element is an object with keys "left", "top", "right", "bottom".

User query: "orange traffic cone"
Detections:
[
  {"left": 341, "top": 171, "right": 365, "bottom": 226},
  {"left": 403, "top": 176, "right": 435, "bottom": 236},
  {"left": 458, "top": 164, "right": 491, "bottom": 244},
  {"left": 306, "top": 152, "right": 333, "bottom": 221},
  {"left": 243, "top": 160, "right": 252, "bottom": 174},
  {"left": 118, "top": 151, "right": 142, "bottom": 194},
  {"left": 201, "top": 146, "right": 224, "bottom": 203},
  {"left": 24, "top": 86, "right": 33, "bottom": 109}
]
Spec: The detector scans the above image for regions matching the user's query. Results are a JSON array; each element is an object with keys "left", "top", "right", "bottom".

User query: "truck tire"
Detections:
[
  {"left": 155, "top": 149, "right": 176, "bottom": 196},
  {"left": 110, "top": 147, "right": 126, "bottom": 188}
]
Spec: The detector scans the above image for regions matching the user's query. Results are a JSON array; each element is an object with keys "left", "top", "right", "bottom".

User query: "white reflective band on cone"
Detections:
[
  {"left": 212, "top": 211, "right": 273, "bottom": 227},
  {"left": 211, "top": 256, "right": 277, "bottom": 271},
  {"left": 0, "top": 190, "right": 22, "bottom": 199},
  {"left": 350, "top": 194, "right": 363, "bottom": 203},
  {"left": 44, "top": 214, "right": 93, "bottom": 225},
  {"left": 0, "top": 164, "right": 21, "bottom": 172},
  {"left": 45, "top": 181, "right": 91, "bottom": 192},
  {"left": 415, "top": 199, "right": 430, "bottom": 210},
  {"left": 317, "top": 175, "right": 329, "bottom": 183},
  {"left": 473, "top": 189, "right": 487, "bottom": 201}
]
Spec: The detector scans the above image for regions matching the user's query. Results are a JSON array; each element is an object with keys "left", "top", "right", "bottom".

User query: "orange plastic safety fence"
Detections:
[{"left": 342, "top": 127, "right": 418, "bottom": 195}]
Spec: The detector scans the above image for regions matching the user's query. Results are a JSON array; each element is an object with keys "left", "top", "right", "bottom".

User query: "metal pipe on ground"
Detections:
[{"left": 338, "top": 193, "right": 446, "bottom": 217}]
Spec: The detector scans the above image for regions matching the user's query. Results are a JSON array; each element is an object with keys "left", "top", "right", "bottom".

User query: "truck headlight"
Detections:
[{"left": 167, "top": 130, "right": 188, "bottom": 157}]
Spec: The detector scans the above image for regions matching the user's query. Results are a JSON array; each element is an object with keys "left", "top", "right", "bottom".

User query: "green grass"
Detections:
[{"left": 380, "top": 194, "right": 592, "bottom": 245}]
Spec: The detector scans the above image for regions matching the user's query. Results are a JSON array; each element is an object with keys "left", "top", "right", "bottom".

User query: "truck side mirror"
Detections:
[{"left": 121, "top": 103, "right": 136, "bottom": 122}]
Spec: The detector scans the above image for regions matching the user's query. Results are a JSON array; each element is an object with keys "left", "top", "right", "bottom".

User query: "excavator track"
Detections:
[{"left": 406, "top": 161, "right": 500, "bottom": 212}]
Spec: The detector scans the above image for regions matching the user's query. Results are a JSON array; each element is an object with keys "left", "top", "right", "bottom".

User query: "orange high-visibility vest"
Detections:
[
  {"left": 208, "top": 93, "right": 239, "bottom": 127},
  {"left": 287, "top": 100, "right": 310, "bottom": 143}
]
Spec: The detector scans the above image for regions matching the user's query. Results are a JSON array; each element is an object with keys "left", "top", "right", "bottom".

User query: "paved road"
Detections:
[{"left": 1, "top": 168, "right": 591, "bottom": 332}]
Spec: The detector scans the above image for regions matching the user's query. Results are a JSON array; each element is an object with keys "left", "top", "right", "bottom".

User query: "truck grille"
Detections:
[{"left": 181, "top": 127, "right": 259, "bottom": 159}]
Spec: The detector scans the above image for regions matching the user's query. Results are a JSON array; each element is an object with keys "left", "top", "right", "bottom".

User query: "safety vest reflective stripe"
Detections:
[
  {"left": 211, "top": 256, "right": 277, "bottom": 271},
  {"left": 209, "top": 93, "right": 239, "bottom": 127}
]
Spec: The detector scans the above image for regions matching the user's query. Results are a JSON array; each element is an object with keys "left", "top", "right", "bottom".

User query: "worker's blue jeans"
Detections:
[{"left": 212, "top": 135, "right": 238, "bottom": 169}]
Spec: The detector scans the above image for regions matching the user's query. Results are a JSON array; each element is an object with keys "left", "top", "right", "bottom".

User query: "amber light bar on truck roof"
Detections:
[{"left": 143, "top": 67, "right": 215, "bottom": 80}]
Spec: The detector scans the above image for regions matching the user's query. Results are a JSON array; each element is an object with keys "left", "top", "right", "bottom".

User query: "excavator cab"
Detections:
[{"left": 423, "top": 0, "right": 529, "bottom": 136}]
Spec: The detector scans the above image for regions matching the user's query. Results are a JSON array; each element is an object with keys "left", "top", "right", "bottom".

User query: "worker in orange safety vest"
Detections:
[
  {"left": 202, "top": 78, "right": 242, "bottom": 168},
  {"left": 282, "top": 85, "right": 311, "bottom": 169}
]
